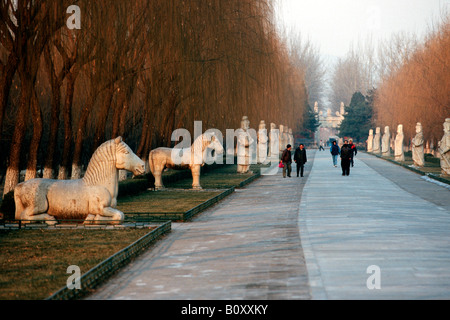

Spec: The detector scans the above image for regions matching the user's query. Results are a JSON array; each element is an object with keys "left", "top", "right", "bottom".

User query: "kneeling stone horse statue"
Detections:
[{"left": 14, "top": 137, "right": 145, "bottom": 225}]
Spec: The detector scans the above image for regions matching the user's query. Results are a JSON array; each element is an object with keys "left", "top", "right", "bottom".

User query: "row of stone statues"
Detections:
[
  {"left": 237, "top": 116, "right": 294, "bottom": 174},
  {"left": 367, "top": 118, "right": 450, "bottom": 175}
]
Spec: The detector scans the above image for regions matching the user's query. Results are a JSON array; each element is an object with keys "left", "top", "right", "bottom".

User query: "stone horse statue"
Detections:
[
  {"left": 149, "top": 132, "right": 224, "bottom": 190},
  {"left": 14, "top": 137, "right": 145, "bottom": 225}
]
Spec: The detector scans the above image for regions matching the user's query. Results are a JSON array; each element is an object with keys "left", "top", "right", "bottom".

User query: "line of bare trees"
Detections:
[
  {"left": 0, "top": 0, "right": 309, "bottom": 197},
  {"left": 327, "top": 12, "right": 449, "bottom": 147},
  {"left": 373, "top": 15, "right": 450, "bottom": 143}
]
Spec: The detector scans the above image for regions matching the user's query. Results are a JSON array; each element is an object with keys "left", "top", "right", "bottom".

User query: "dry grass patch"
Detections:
[{"left": 0, "top": 228, "right": 151, "bottom": 300}]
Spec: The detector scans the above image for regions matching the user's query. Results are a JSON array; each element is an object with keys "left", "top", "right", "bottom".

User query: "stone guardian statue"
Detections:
[
  {"left": 411, "top": 122, "right": 425, "bottom": 167},
  {"left": 279, "top": 125, "right": 286, "bottom": 153},
  {"left": 288, "top": 128, "right": 294, "bottom": 147},
  {"left": 257, "top": 120, "right": 268, "bottom": 164},
  {"left": 438, "top": 118, "right": 450, "bottom": 175},
  {"left": 269, "top": 123, "right": 279, "bottom": 161},
  {"left": 394, "top": 124, "right": 405, "bottom": 162},
  {"left": 237, "top": 116, "right": 254, "bottom": 173},
  {"left": 367, "top": 129, "right": 374, "bottom": 152},
  {"left": 373, "top": 127, "right": 381, "bottom": 154},
  {"left": 381, "top": 126, "right": 391, "bottom": 157}
]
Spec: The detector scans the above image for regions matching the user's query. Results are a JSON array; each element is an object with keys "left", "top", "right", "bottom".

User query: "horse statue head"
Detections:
[
  {"left": 192, "top": 131, "right": 224, "bottom": 166},
  {"left": 84, "top": 136, "right": 145, "bottom": 187}
]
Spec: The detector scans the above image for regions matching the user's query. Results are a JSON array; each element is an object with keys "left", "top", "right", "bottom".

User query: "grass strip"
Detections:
[{"left": 0, "top": 227, "right": 153, "bottom": 300}]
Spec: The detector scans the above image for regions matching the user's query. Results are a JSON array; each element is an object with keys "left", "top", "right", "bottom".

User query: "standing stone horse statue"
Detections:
[
  {"left": 14, "top": 137, "right": 145, "bottom": 225},
  {"left": 149, "top": 132, "right": 224, "bottom": 190}
]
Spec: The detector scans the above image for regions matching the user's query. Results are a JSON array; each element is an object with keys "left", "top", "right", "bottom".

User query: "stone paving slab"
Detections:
[{"left": 299, "top": 150, "right": 450, "bottom": 299}]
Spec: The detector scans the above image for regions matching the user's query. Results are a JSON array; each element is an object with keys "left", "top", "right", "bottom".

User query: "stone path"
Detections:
[
  {"left": 300, "top": 150, "right": 450, "bottom": 299},
  {"left": 86, "top": 149, "right": 450, "bottom": 300},
  {"left": 86, "top": 153, "right": 314, "bottom": 300}
]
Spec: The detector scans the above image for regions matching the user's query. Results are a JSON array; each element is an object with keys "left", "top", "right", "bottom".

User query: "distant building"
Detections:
[{"left": 314, "top": 101, "right": 345, "bottom": 145}]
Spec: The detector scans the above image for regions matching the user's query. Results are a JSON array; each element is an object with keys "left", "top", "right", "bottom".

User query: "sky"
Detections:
[{"left": 275, "top": 0, "right": 449, "bottom": 60}]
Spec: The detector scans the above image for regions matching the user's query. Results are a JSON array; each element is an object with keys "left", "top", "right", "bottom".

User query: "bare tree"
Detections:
[
  {"left": 286, "top": 30, "right": 326, "bottom": 107},
  {"left": 2, "top": 1, "right": 69, "bottom": 196}
]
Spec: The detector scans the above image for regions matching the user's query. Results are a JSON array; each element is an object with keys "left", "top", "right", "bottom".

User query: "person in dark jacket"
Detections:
[
  {"left": 340, "top": 139, "right": 352, "bottom": 176},
  {"left": 281, "top": 144, "right": 292, "bottom": 178},
  {"left": 294, "top": 143, "right": 307, "bottom": 177},
  {"left": 349, "top": 139, "right": 357, "bottom": 167},
  {"left": 330, "top": 140, "right": 340, "bottom": 167}
]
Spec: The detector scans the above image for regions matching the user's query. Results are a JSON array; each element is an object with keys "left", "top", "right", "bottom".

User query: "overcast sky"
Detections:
[{"left": 275, "top": 0, "right": 449, "bottom": 59}]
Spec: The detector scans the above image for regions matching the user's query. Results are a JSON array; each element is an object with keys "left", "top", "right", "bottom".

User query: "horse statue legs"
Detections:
[
  {"left": 191, "top": 165, "right": 202, "bottom": 190},
  {"left": 152, "top": 162, "right": 165, "bottom": 190},
  {"left": 84, "top": 207, "right": 124, "bottom": 225}
]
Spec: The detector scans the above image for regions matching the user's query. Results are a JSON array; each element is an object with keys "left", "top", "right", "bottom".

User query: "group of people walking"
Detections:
[
  {"left": 330, "top": 139, "right": 357, "bottom": 176},
  {"left": 279, "top": 139, "right": 357, "bottom": 178},
  {"left": 280, "top": 143, "right": 307, "bottom": 178}
]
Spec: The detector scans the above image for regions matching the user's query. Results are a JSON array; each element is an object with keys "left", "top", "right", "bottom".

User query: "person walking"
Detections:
[
  {"left": 349, "top": 139, "right": 357, "bottom": 167},
  {"left": 340, "top": 139, "right": 352, "bottom": 176},
  {"left": 294, "top": 143, "right": 307, "bottom": 177},
  {"left": 281, "top": 144, "right": 292, "bottom": 178},
  {"left": 319, "top": 140, "right": 324, "bottom": 151},
  {"left": 330, "top": 140, "right": 340, "bottom": 167}
]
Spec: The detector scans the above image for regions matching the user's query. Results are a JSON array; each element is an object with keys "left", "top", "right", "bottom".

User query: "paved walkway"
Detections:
[
  {"left": 300, "top": 150, "right": 450, "bottom": 299},
  {"left": 86, "top": 154, "right": 314, "bottom": 300},
  {"left": 87, "top": 149, "right": 450, "bottom": 300}
]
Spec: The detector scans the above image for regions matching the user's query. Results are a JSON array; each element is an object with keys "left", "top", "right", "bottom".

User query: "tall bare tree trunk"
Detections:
[
  {"left": 92, "top": 85, "right": 115, "bottom": 153},
  {"left": 58, "top": 71, "right": 76, "bottom": 180},
  {"left": 43, "top": 46, "right": 62, "bottom": 179},
  {"left": 0, "top": 55, "right": 19, "bottom": 142},
  {"left": 2, "top": 71, "right": 32, "bottom": 196},
  {"left": 71, "top": 94, "right": 96, "bottom": 179},
  {"left": 24, "top": 88, "right": 43, "bottom": 181}
]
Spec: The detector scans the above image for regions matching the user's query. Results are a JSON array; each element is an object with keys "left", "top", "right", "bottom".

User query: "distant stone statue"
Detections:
[
  {"left": 269, "top": 123, "right": 279, "bottom": 160},
  {"left": 150, "top": 132, "right": 224, "bottom": 190},
  {"left": 14, "top": 137, "right": 145, "bottom": 225},
  {"left": 438, "top": 118, "right": 450, "bottom": 175},
  {"left": 257, "top": 120, "right": 268, "bottom": 164},
  {"left": 288, "top": 128, "right": 294, "bottom": 147},
  {"left": 279, "top": 124, "right": 286, "bottom": 152},
  {"left": 373, "top": 127, "right": 381, "bottom": 154},
  {"left": 394, "top": 124, "right": 405, "bottom": 162},
  {"left": 381, "top": 126, "right": 391, "bottom": 156},
  {"left": 367, "top": 129, "right": 374, "bottom": 152},
  {"left": 237, "top": 116, "right": 254, "bottom": 173},
  {"left": 411, "top": 122, "right": 425, "bottom": 167}
]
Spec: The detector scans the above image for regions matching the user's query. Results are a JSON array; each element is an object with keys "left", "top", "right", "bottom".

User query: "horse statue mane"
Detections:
[{"left": 83, "top": 138, "right": 127, "bottom": 186}]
